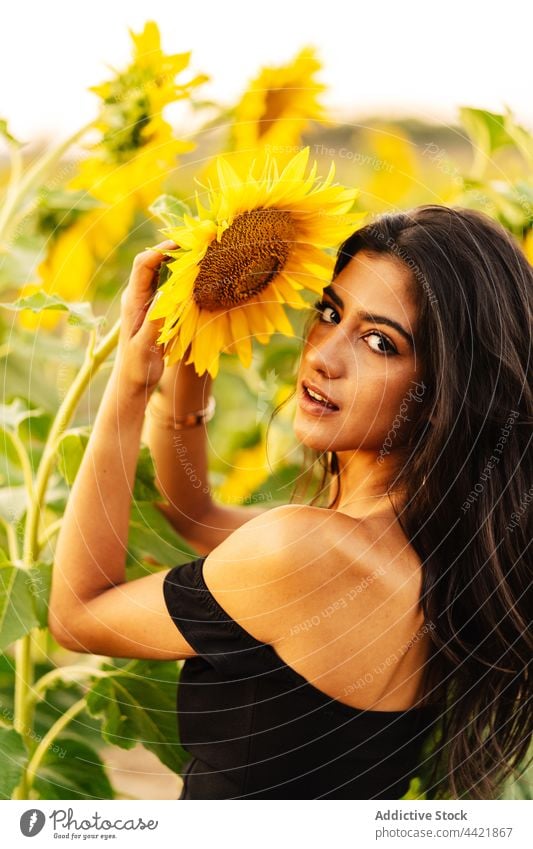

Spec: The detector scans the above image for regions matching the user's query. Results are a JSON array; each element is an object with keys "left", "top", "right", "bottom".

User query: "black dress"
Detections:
[{"left": 163, "top": 556, "right": 440, "bottom": 800}]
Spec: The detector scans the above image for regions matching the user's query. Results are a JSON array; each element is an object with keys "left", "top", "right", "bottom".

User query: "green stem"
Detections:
[
  {"left": 23, "top": 316, "right": 121, "bottom": 564},
  {"left": 0, "top": 515, "right": 20, "bottom": 562},
  {"left": 12, "top": 634, "right": 33, "bottom": 798},
  {"left": 25, "top": 696, "right": 87, "bottom": 793},
  {"left": 0, "top": 120, "right": 96, "bottom": 248},
  {"left": 37, "top": 518, "right": 63, "bottom": 554},
  {"left": 14, "top": 315, "right": 121, "bottom": 798},
  {"left": 8, "top": 429, "right": 35, "bottom": 503}
]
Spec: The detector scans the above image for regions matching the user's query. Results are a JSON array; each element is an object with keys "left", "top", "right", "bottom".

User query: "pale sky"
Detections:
[{"left": 0, "top": 0, "right": 531, "bottom": 145}]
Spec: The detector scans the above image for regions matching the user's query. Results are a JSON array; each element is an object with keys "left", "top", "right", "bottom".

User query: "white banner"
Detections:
[{"left": 2, "top": 800, "right": 531, "bottom": 848}]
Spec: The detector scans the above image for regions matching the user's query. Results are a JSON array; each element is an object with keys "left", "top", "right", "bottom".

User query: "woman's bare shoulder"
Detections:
[{"left": 201, "top": 505, "right": 374, "bottom": 635}]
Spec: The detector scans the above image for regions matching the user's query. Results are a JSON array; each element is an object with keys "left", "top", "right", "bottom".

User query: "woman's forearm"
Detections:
[
  {"left": 51, "top": 370, "right": 147, "bottom": 616},
  {"left": 144, "top": 359, "right": 214, "bottom": 531}
]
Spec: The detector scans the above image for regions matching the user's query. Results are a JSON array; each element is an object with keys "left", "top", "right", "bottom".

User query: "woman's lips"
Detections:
[{"left": 299, "top": 383, "right": 340, "bottom": 415}]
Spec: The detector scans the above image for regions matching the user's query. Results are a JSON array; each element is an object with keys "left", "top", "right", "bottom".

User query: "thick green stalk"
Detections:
[
  {"left": 0, "top": 515, "right": 19, "bottom": 562},
  {"left": 23, "top": 317, "right": 121, "bottom": 564},
  {"left": 8, "top": 429, "right": 35, "bottom": 504},
  {"left": 13, "top": 316, "right": 121, "bottom": 798}
]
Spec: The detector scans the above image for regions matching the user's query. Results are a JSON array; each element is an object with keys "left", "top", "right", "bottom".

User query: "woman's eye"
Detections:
[
  {"left": 313, "top": 299, "right": 338, "bottom": 324},
  {"left": 312, "top": 300, "right": 398, "bottom": 356},
  {"left": 363, "top": 332, "right": 398, "bottom": 356}
]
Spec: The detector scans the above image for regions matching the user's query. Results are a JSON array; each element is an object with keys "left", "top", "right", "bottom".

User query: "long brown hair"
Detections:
[{"left": 269, "top": 205, "right": 533, "bottom": 799}]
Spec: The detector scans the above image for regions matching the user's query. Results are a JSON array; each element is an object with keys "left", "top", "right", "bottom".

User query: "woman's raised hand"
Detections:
[{"left": 114, "top": 239, "right": 178, "bottom": 395}]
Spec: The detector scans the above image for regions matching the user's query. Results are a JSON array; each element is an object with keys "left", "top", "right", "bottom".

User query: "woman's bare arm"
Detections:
[
  {"left": 49, "top": 242, "right": 175, "bottom": 645},
  {"left": 49, "top": 241, "right": 274, "bottom": 657},
  {"left": 48, "top": 354, "right": 278, "bottom": 658},
  {"left": 145, "top": 358, "right": 271, "bottom": 556},
  {"left": 49, "top": 362, "right": 150, "bottom": 635},
  {"left": 145, "top": 358, "right": 214, "bottom": 532}
]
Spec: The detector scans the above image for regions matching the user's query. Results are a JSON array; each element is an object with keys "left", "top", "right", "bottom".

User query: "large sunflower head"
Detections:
[
  {"left": 232, "top": 47, "right": 327, "bottom": 152},
  {"left": 147, "top": 146, "right": 366, "bottom": 378}
]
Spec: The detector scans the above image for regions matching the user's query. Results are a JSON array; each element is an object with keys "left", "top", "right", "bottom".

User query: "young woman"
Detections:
[{"left": 49, "top": 204, "right": 532, "bottom": 800}]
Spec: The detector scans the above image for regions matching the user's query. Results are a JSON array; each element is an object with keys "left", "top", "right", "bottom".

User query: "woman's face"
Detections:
[{"left": 294, "top": 250, "right": 426, "bottom": 455}]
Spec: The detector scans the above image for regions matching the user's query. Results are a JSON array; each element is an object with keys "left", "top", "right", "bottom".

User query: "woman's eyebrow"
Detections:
[{"left": 322, "top": 285, "right": 415, "bottom": 349}]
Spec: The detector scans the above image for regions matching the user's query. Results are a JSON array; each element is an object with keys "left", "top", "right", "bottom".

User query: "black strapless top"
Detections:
[{"left": 163, "top": 556, "right": 440, "bottom": 799}]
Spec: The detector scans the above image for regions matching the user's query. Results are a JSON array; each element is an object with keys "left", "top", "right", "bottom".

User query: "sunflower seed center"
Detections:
[{"left": 193, "top": 208, "right": 296, "bottom": 311}]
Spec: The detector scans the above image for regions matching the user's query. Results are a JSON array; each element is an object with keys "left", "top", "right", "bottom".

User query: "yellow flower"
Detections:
[
  {"left": 200, "top": 47, "right": 327, "bottom": 187},
  {"left": 148, "top": 146, "right": 366, "bottom": 378},
  {"left": 68, "top": 126, "right": 194, "bottom": 242},
  {"left": 18, "top": 217, "right": 95, "bottom": 330},
  {"left": 25, "top": 20, "right": 206, "bottom": 327},
  {"left": 233, "top": 47, "right": 327, "bottom": 152},
  {"left": 82, "top": 20, "right": 206, "bottom": 165},
  {"left": 68, "top": 20, "right": 204, "bottom": 213},
  {"left": 359, "top": 126, "right": 419, "bottom": 211},
  {"left": 216, "top": 441, "right": 271, "bottom": 505}
]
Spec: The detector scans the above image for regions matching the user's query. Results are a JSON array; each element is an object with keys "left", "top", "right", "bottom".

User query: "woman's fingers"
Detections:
[
  {"left": 126, "top": 239, "right": 177, "bottom": 299},
  {"left": 121, "top": 240, "right": 178, "bottom": 336}
]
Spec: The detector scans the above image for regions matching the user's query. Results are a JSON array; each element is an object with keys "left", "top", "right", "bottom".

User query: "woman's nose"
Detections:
[{"left": 304, "top": 328, "right": 344, "bottom": 378}]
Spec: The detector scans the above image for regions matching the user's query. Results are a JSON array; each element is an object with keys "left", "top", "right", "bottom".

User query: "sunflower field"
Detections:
[{"left": 0, "top": 20, "right": 532, "bottom": 800}]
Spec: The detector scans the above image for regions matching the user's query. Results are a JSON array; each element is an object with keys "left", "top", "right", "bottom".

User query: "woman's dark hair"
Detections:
[{"left": 270, "top": 204, "right": 533, "bottom": 799}]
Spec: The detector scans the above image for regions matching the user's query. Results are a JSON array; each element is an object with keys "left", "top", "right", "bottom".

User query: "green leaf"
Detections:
[
  {"left": 249, "top": 463, "right": 301, "bottom": 506},
  {"left": 37, "top": 187, "right": 104, "bottom": 213},
  {"left": 498, "top": 747, "right": 533, "bottom": 799},
  {"left": 0, "top": 398, "right": 45, "bottom": 433},
  {"left": 0, "top": 653, "right": 105, "bottom": 754},
  {"left": 0, "top": 233, "right": 48, "bottom": 292},
  {"left": 2, "top": 328, "right": 87, "bottom": 374},
  {"left": 26, "top": 562, "right": 52, "bottom": 629},
  {"left": 86, "top": 659, "right": 189, "bottom": 774},
  {"left": 35, "top": 188, "right": 105, "bottom": 238},
  {"left": 460, "top": 107, "right": 514, "bottom": 156},
  {"left": 33, "top": 735, "right": 114, "bottom": 800},
  {"left": 127, "top": 501, "right": 198, "bottom": 568},
  {"left": 125, "top": 558, "right": 165, "bottom": 581},
  {"left": 0, "top": 291, "right": 105, "bottom": 331},
  {"left": 0, "top": 481, "right": 66, "bottom": 523},
  {"left": 148, "top": 194, "right": 192, "bottom": 230},
  {"left": 0, "top": 727, "right": 27, "bottom": 798},
  {"left": 0, "top": 563, "right": 40, "bottom": 650},
  {"left": 400, "top": 774, "right": 426, "bottom": 800},
  {"left": 0, "top": 486, "right": 28, "bottom": 522},
  {"left": 132, "top": 445, "right": 160, "bottom": 501},
  {"left": 502, "top": 108, "right": 533, "bottom": 165},
  {"left": 56, "top": 428, "right": 90, "bottom": 485}
]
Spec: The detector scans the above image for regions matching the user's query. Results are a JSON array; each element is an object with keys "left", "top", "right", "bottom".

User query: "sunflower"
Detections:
[
  {"left": 67, "top": 20, "right": 206, "bottom": 226},
  {"left": 232, "top": 47, "right": 327, "bottom": 152},
  {"left": 199, "top": 47, "right": 328, "bottom": 188},
  {"left": 147, "top": 147, "right": 366, "bottom": 378},
  {"left": 22, "top": 21, "right": 207, "bottom": 330}
]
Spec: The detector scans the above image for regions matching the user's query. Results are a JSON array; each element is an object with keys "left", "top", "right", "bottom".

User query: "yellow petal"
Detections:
[{"left": 228, "top": 307, "right": 253, "bottom": 367}]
